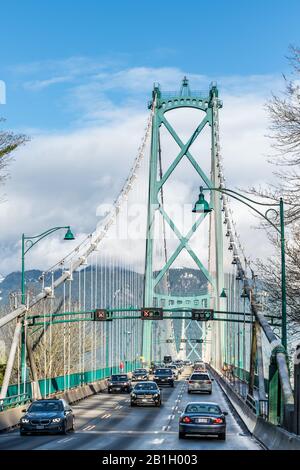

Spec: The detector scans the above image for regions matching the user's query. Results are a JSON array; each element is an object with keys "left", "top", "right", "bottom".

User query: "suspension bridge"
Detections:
[{"left": 0, "top": 77, "right": 299, "bottom": 451}]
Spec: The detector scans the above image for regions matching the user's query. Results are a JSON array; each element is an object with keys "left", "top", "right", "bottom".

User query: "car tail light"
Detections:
[
  {"left": 213, "top": 418, "right": 223, "bottom": 424},
  {"left": 188, "top": 380, "right": 193, "bottom": 384},
  {"left": 181, "top": 416, "right": 192, "bottom": 423},
  {"left": 205, "top": 380, "right": 212, "bottom": 384}
]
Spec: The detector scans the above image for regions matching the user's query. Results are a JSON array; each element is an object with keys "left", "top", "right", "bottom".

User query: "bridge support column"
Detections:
[
  {"left": 26, "top": 336, "right": 42, "bottom": 400},
  {"left": 0, "top": 320, "right": 22, "bottom": 399}
]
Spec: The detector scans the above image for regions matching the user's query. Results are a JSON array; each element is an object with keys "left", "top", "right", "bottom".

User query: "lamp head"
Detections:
[
  {"left": 220, "top": 288, "right": 227, "bottom": 299},
  {"left": 64, "top": 227, "right": 75, "bottom": 241},
  {"left": 192, "top": 188, "right": 212, "bottom": 213}
]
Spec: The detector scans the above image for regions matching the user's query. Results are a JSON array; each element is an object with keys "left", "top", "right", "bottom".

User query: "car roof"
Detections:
[
  {"left": 135, "top": 380, "right": 157, "bottom": 385},
  {"left": 186, "top": 401, "right": 219, "bottom": 407}
]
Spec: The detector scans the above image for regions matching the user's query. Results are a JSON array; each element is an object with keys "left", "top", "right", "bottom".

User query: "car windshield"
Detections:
[
  {"left": 134, "top": 383, "right": 158, "bottom": 391},
  {"left": 29, "top": 401, "right": 63, "bottom": 412},
  {"left": 185, "top": 404, "right": 221, "bottom": 414},
  {"left": 191, "top": 374, "right": 210, "bottom": 380},
  {"left": 111, "top": 375, "right": 128, "bottom": 382},
  {"left": 155, "top": 369, "right": 171, "bottom": 375}
]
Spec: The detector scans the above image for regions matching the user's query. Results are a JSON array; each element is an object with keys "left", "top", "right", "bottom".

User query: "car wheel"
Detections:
[
  {"left": 130, "top": 401, "right": 136, "bottom": 407},
  {"left": 208, "top": 391, "right": 212, "bottom": 395},
  {"left": 70, "top": 419, "right": 75, "bottom": 432},
  {"left": 218, "top": 433, "right": 226, "bottom": 440},
  {"left": 178, "top": 432, "right": 186, "bottom": 439},
  {"left": 171, "top": 383, "right": 174, "bottom": 387},
  {"left": 108, "top": 389, "right": 111, "bottom": 394},
  {"left": 20, "top": 431, "right": 28, "bottom": 436},
  {"left": 187, "top": 390, "right": 191, "bottom": 394}
]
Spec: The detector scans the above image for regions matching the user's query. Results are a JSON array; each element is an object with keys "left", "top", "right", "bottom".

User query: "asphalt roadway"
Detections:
[{"left": 0, "top": 369, "right": 262, "bottom": 450}]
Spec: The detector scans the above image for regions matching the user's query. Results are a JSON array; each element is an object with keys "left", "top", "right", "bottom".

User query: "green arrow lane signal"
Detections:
[
  {"left": 141, "top": 308, "right": 163, "bottom": 320},
  {"left": 191, "top": 309, "right": 214, "bottom": 321}
]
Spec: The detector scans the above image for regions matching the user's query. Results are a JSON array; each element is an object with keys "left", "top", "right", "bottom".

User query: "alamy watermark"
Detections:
[{"left": 0, "top": 80, "right": 6, "bottom": 104}]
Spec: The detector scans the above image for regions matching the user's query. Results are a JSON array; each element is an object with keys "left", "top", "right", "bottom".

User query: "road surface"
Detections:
[{"left": 0, "top": 369, "right": 262, "bottom": 450}]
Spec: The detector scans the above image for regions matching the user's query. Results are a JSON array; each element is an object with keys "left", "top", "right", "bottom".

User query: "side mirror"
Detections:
[
  {"left": 211, "top": 378, "right": 214, "bottom": 381},
  {"left": 223, "top": 411, "right": 228, "bottom": 416},
  {"left": 22, "top": 409, "right": 27, "bottom": 413},
  {"left": 186, "top": 377, "right": 189, "bottom": 380}
]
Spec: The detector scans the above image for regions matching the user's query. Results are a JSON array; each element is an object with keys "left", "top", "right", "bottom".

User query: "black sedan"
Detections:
[
  {"left": 107, "top": 374, "right": 132, "bottom": 393},
  {"left": 153, "top": 368, "right": 174, "bottom": 387},
  {"left": 130, "top": 381, "right": 161, "bottom": 407},
  {"left": 179, "top": 402, "right": 227, "bottom": 440},
  {"left": 19, "top": 399, "right": 74, "bottom": 435},
  {"left": 132, "top": 368, "right": 149, "bottom": 381}
]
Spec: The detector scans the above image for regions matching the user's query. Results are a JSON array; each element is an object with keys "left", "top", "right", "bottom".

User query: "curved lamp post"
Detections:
[
  {"left": 20, "top": 225, "right": 75, "bottom": 388},
  {"left": 21, "top": 226, "right": 75, "bottom": 305},
  {"left": 192, "top": 186, "right": 287, "bottom": 350}
]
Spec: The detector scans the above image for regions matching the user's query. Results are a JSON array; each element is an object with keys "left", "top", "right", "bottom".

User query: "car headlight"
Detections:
[
  {"left": 52, "top": 418, "right": 61, "bottom": 423},
  {"left": 153, "top": 393, "right": 159, "bottom": 398},
  {"left": 21, "top": 418, "right": 29, "bottom": 423},
  {"left": 131, "top": 393, "right": 136, "bottom": 398}
]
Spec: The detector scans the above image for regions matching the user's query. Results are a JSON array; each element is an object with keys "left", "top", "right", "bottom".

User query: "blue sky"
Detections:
[
  {"left": 0, "top": 0, "right": 300, "bottom": 275},
  {"left": 1, "top": 0, "right": 300, "bottom": 131}
]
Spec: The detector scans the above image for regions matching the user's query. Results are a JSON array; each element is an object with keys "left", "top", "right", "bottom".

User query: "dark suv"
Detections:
[
  {"left": 153, "top": 368, "right": 174, "bottom": 387},
  {"left": 107, "top": 374, "right": 132, "bottom": 393},
  {"left": 19, "top": 399, "right": 74, "bottom": 435}
]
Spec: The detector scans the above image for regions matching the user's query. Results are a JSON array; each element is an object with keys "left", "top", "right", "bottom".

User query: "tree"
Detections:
[
  {"left": 250, "top": 46, "right": 300, "bottom": 329},
  {"left": 0, "top": 119, "right": 28, "bottom": 187}
]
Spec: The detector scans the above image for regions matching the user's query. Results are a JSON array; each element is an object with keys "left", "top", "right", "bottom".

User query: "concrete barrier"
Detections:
[
  {"left": 208, "top": 364, "right": 300, "bottom": 450},
  {"left": 0, "top": 378, "right": 108, "bottom": 432},
  {"left": 0, "top": 406, "right": 24, "bottom": 432},
  {"left": 253, "top": 417, "right": 300, "bottom": 450}
]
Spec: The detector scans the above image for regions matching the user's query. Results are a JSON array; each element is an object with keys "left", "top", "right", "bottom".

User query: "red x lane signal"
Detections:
[{"left": 141, "top": 308, "right": 163, "bottom": 320}]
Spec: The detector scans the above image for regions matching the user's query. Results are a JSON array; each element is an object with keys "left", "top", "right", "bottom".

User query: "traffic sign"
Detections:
[
  {"left": 192, "top": 309, "right": 214, "bottom": 321},
  {"left": 141, "top": 308, "right": 163, "bottom": 320},
  {"left": 94, "top": 309, "right": 109, "bottom": 321}
]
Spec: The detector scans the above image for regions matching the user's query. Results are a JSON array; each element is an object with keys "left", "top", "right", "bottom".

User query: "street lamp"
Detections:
[
  {"left": 19, "top": 225, "right": 75, "bottom": 390},
  {"left": 193, "top": 186, "right": 287, "bottom": 350},
  {"left": 21, "top": 225, "right": 75, "bottom": 305}
]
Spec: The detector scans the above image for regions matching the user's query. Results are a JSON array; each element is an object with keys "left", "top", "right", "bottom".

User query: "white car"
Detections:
[
  {"left": 187, "top": 372, "right": 214, "bottom": 394},
  {"left": 168, "top": 365, "right": 179, "bottom": 379}
]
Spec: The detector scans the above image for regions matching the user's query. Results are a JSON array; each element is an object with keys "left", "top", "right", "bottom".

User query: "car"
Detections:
[
  {"left": 107, "top": 374, "right": 132, "bottom": 393},
  {"left": 173, "top": 360, "right": 184, "bottom": 373},
  {"left": 132, "top": 368, "right": 149, "bottom": 381},
  {"left": 193, "top": 361, "right": 207, "bottom": 371},
  {"left": 19, "top": 399, "right": 74, "bottom": 435},
  {"left": 130, "top": 381, "right": 161, "bottom": 407},
  {"left": 187, "top": 372, "right": 214, "bottom": 394},
  {"left": 179, "top": 402, "right": 227, "bottom": 440},
  {"left": 153, "top": 368, "right": 174, "bottom": 387},
  {"left": 168, "top": 364, "right": 179, "bottom": 379}
]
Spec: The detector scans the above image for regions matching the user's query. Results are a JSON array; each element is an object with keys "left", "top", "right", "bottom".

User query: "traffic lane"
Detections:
[
  {"left": 161, "top": 376, "right": 262, "bottom": 450},
  {"left": 0, "top": 391, "right": 130, "bottom": 450},
  {"left": 56, "top": 379, "right": 182, "bottom": 450}
]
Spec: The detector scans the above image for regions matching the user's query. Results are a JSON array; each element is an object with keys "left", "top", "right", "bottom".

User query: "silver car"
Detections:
[{"left": 187, "top": 372, "right": 214, "bottom": 394}]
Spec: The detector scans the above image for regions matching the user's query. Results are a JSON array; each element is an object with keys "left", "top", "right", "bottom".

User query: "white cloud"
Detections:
[{"left": 0, "top": 64, "right": 283, "bottom": 275}]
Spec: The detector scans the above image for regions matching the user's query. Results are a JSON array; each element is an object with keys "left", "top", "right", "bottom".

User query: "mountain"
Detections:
[{"left": 0, "top": 267, "right": 208, "bottom": 308}]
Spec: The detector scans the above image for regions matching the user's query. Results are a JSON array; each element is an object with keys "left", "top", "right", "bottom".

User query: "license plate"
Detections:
[
  {"left": 115, "top": 387, "right": 121, "bottom": 391},
  {"left": 142, "top": 398, "right": 148, "bottom": 402},
  {"left": 195, "top": 418, "right": 208, "bottom": 423},
  {"left": 36, "top": 425, "right": 45, "bottom": 429}
]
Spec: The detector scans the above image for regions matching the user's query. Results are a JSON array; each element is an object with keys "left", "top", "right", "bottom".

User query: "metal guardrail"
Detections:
[{"left": 0, "top": 393, "right": 31, "bottom": 412}]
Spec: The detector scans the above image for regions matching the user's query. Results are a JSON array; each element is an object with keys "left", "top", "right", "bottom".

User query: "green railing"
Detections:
[{"left": 2, "top": 359, "right": 139, "bottom": 411}]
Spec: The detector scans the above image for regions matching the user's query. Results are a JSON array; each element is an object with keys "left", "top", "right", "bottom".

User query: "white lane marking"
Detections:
[
  {"left": 170, "top": 415, "right": 175, "bottom": 420},
  {"left": 101, "top": 413, "right": 111, "bottom": 419},
  {"left": 56, "top": 437, "right": 74, "bottom": 443},
  {"left": 82, "top": 425, "right": 93, "bottom": 431},
  {"left": 151, "top": 438, "right": 164, "bottom": 444},
  {"left": 162, "top": 425, "right": 167, "bottom": 431}
]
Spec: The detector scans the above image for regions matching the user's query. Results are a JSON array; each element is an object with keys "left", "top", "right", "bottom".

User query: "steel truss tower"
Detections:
[{"left": 143, "top": 78, "right": 224, "bottom": 367}]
